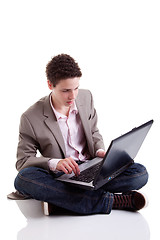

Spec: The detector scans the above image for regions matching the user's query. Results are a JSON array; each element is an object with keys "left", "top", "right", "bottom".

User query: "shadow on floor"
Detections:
[{"left": 16, "top": 199, "right": 150, "bottom": 240}]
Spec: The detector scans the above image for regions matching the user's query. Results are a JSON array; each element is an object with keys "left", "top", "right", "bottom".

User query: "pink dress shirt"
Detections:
[{"left": 48, "top": 95, "right": 90, "bottom": 171}]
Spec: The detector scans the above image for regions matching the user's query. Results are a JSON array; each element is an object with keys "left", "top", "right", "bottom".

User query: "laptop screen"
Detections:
[{"left": 95, "top": 120, "right": 153, "bottom": 181}]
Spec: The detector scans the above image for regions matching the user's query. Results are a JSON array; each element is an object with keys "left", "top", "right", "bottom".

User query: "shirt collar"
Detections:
[{"left": 49, "top": 93, "right": 78, "bottom": 120}]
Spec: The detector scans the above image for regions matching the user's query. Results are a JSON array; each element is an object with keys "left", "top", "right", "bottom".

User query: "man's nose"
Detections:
[{"left": 69, "top": 91, "right": 75, "bottom": 99}]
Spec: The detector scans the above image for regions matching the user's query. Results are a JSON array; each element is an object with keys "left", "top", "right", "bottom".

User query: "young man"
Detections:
[{"left": 14, "top": 54, "right": 148, "bottom": 215}]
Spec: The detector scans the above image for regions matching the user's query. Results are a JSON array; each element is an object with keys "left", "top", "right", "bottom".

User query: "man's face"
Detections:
[{"left": 49, "top": 77, "right": 80, "bottom": 109}]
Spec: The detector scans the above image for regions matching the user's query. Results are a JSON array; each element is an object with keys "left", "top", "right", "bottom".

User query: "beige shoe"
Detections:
[{"left": 42, "top": 202, "right": 54, "bottom": 216}]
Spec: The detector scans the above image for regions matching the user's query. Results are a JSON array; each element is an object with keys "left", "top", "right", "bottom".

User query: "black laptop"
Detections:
[{"left": 57, "top": 120, "right": 153, "bottom": 190}]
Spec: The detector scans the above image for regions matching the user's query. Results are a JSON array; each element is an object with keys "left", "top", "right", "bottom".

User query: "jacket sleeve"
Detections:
[
  {"left": 88, "top": 91, "right": 105, "bottom": 153},
  {"left": 16, "top": 114, "right": 50, "bottom": 172}
]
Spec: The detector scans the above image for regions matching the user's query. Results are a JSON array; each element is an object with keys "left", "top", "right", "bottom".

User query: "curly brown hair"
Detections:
[{"left": 46, "top": 54, "right": 82, "bottom": 86}]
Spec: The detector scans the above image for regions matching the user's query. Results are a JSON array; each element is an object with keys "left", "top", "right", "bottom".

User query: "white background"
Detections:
[{"left": 0, "top": 0, "right": 160, "bottom": 239}]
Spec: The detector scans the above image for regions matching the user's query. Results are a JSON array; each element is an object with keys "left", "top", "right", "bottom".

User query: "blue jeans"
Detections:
[{"left": 14, "top": 163, "right": 148, "bottom": 215}]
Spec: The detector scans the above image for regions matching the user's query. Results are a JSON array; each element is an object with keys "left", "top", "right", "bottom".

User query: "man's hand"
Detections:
[
  {"left": 96, "top": 150, "right": 106, "bottom": 158},
  {"left": 56, "top": 157, "right": 80, "bottom": 176}
]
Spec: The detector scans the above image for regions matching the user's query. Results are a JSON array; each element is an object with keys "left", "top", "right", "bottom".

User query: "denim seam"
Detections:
[
  {"left": 105, "top": 193, "right": 113, "bottom": 214},
  {"left": 118, "top": 169, "right": 147, "bottom": 180}
]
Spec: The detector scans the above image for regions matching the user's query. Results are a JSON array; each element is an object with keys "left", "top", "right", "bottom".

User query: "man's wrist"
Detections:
[
  {"left": 96, "top": 149, "right": 105, "bottom": 155},
  {"left": 96, "top": 149, "right": 106, "bottom": 158},
  {"left": 48, "top": 158, "right": 61, "bottom": 171}
]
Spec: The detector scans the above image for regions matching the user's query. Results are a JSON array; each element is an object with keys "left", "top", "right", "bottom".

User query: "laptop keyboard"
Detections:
[{"left": 70, "top": 162, "right": 102, "bottom": 183}]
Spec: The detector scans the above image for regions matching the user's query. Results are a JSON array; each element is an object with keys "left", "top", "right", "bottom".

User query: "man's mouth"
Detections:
[{"left": 66, "top": 101, "right": 74, "bottom": 105}]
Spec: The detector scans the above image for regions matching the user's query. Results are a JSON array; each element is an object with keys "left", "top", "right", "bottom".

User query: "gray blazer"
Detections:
[{"left": 16, "top": 89, "right": 105, "bottom": 172}]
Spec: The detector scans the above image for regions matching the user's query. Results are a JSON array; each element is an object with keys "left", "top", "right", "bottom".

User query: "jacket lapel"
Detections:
[
  {"left": 43, "top": 95, "right": 66, "bottom": 156},
  {"left": 43, "top": 93, "right": 94, "bottom": 158},
  {"left": 76, "top": 97, "right": 94, "bottom": 157}
]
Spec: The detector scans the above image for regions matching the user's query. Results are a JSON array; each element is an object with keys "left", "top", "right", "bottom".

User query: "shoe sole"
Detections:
[
  {"left": 42, "top": 202, "right": 49, "bottom": 216},
  {"left": 137, "top": 191, "right": 149, "bottom": 209}
]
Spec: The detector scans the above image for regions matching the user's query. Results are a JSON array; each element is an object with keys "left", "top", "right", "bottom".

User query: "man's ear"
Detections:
[{"left": 47, "top": 80, "right": 53, "bottom": 90}]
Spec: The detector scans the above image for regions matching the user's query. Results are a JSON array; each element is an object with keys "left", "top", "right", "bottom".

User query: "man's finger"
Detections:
[{"left": 68, "top": 158, "right": 80, "bottom": 175}]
